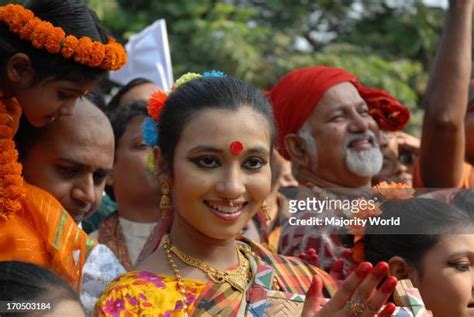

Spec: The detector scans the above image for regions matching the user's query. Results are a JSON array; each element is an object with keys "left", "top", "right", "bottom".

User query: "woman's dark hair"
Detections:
[
  {"left": 0, "top": 261, "right": 84, "bottom": 316},
  {"left": 107, "top": 78, "right": 154, "bottom": 113},
  {"left": 453, "top": 189, "right": 474, "bottom": 216},
  {"left": 158, "top": 76, "right": 276, "bottom": 171},
  {"left": 0, "top": 0, "right": 109, "bottom": 86},
  {"left": 363, "top": 198, "right": 473, "bottom": 273},
  {"left": 14, "top": 93, "right": 106, "bottom": 161},
  {"left": 104, "top": 101, "right": 148, "bottom": 201}
]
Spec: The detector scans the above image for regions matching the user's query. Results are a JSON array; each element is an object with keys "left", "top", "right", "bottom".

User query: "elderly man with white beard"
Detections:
[{"left": 267, "top": 66, "right": 410, "bottom": 277}]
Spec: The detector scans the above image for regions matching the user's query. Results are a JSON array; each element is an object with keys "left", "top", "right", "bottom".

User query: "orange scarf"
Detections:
[{"left": 0, "top": 92, "right": 96, "bottom": 289}]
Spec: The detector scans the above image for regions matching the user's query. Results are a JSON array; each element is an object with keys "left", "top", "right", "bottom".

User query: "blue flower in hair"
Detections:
[
  {"left": 143, "top": 117, "right": 159, "bottom": 147},
  {"left": 203, "top": 70, "right": 226, "bottom": 78}
]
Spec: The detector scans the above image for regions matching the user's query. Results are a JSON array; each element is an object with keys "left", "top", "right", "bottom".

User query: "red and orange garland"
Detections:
[
  {"left": 0, "top": 4, "right": 127, "bottom": 71},
  {"left": 0, "top": 97, "right": 25, "bottom": 221}
]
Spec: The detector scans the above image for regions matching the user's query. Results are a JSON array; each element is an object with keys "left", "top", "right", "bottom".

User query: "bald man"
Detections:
[
  {"left": 0, "top": 97, "right": 119, "bottom": 292},
  {"left": 17, "top": 97, "right": 114, "bottom": 222}
]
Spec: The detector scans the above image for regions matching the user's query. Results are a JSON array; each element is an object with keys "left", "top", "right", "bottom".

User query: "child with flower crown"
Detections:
[{"left": 0, "top": 0, "right": 126, "bottom": 289}]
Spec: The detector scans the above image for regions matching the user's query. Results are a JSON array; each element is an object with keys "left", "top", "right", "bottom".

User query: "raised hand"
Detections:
[{"left": 301, "top": 262, "right": 397, "bottom": 317}]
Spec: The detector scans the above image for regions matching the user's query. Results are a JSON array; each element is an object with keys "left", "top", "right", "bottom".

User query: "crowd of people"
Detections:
[{"left": 0, "top": 0, "right": 473, "bottom": 316}]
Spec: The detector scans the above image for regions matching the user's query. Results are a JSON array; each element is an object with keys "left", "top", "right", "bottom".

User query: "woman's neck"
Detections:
[
  {"left": 168, "top": 215, "right": 239, "bottom": 269},
  {"left": 116, "top": 198, "right": 161, "bottom": 223}
]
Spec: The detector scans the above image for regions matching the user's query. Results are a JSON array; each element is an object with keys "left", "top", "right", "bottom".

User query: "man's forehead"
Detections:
[
  {"left": 312, "top": 86, "right": 366, "bottom": 117},
  {"left": 56, "top": 156, "right": 112, "bottom": 173},
  {"left": 39, "top": 122, "right": 114, "bottom": 168},
  {"left": 318, "top": 82, "right": 364, "bottom": 107}
]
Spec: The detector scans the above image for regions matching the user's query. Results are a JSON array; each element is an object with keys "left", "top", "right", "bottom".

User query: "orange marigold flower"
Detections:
[
  {"left": 147, "top": 90, "right": 168, "bottom": 121},
  {"left": 0, "top": 131, "right": 24, "bottom": 220},
  {"left": 74, "top": 37, "right": 94, "bottom": 65},
  {"left": 61, "top": 35, "right": 79, "bottom": 59},
  {"left": 90, "top": 42, "right": 106, "bottom": 67},
  {"left": 44, "top": 27, "right": 65, "bottom": 54},
  {"left": 373, "top": 181, "right": 415, "bottom": 200},
  {"left": 100, "top": 46, "right": 116, "bottom": 71},
  {"left": 18, "top": 17, "right": 41, "bottom": 39},
  {"left": 30, "top": 21, "right": 52, "bottom": 49},
  {"left": 0, "top": 126, "right": 14, "bottom": 139},
  {"left": 4, "top": 5, "right": 33, "bottom": 33}
]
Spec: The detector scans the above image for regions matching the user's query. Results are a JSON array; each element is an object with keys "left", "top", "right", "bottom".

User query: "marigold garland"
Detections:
[
  {"left": 0, "top": 4, "right": 127, "bottom": 71},
  {"left": 0, "top": 137, "right": 25, "bottom": 221},
  {"left": 0, "top": 91, "right": 25, "bottom": 220},
  {"left": 373, "top": 181, "right": 415, "bottom": 200}
]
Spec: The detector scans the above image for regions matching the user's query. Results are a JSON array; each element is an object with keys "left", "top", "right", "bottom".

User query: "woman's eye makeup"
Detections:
[
  {"left": 242, "top": 157, "right": 266, "bottom": 170},
  {"left": 190, "top": 155, "right": 267, "bottom": 170},
  {"left": 190, "top": 155, "right": 220, "bottom": 168}
]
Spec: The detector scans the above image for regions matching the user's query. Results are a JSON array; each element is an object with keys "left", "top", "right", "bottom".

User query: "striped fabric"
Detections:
[
  {"left": 246, "top": 238, "right": 337, "bottom": 297},
  {"left": 0, "top": 182, "right": 96, "bottom": 289},
  {"left": 191, "top": 238, "right": 337, "bottom": 316}
]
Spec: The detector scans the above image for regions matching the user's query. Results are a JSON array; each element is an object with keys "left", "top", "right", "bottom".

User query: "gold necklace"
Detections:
[{"left": 163, "top": 235, "right": 251, "bottom": 292}]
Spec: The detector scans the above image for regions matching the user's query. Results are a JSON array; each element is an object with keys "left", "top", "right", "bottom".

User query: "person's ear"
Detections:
[
  {"left": 388, "top": 256, "right": 417, "bottom": 281},
  {"left": 7, "top": 53, "right": 35, "bottom": 87},
  {"left": 284, "top": 133, "right": 313, "bottom": 169}
]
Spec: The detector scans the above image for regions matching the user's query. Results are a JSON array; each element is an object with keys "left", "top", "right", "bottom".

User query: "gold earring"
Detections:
[
  {"left": 261, "top": 201, "right": 270, "bottom": 221},
  {"left": 160, "top": 181, "right": 170, "bottom": 219}
]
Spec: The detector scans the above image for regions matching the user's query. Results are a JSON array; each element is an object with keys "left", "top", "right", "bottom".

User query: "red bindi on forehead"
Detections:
[{"left": 229, "top": 141, "right": 243, "bottom": 155}]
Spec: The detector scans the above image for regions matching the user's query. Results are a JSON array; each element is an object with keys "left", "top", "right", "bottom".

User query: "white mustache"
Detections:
[{"left": 343, "top": 131, "right": 379, "bottom": 149}]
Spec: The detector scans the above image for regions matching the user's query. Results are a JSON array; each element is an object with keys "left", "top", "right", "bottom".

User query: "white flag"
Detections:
[{"left": 110, "top": 19, "right": 174, "bottom": 91}]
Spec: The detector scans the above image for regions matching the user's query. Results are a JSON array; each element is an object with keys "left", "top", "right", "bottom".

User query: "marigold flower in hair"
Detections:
[{"left": 147, "top": 90, "right": 168, "bottom": 122}]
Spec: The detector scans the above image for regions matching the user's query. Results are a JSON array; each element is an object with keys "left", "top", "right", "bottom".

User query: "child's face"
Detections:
[
  {"left": 14, "top": 79, "right": 96, "bottom": 127},
  {"left": 415, "top": 234, "right": 474, "bottom": 317}
]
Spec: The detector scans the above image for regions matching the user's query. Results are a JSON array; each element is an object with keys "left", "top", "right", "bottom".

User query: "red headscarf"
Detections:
[{"left": 267, "top": 66, "right": 410, "bottom": 159}]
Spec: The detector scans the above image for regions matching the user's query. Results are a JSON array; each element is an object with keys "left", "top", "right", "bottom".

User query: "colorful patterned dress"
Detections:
[{"left": 95, "top": 239, "right": 337, "bottom": 317}]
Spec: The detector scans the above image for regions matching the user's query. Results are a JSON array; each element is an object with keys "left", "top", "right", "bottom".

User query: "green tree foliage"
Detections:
[{"left": 85, "top": 0, "right": 446, "bottom": 135}]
